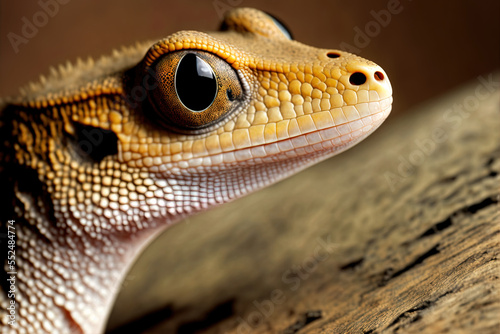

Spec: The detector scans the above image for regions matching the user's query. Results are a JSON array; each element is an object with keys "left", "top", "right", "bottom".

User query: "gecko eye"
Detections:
[{"left": 148, "top": 51, "right": 245, "bottom": 130}]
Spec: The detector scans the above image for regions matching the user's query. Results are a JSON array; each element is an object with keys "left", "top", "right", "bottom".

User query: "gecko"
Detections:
[{"left": 0, "top": 7, "right": 392, "bottom": 333}]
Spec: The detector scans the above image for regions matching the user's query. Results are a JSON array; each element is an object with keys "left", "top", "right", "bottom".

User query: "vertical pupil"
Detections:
[{"left": 175, "top": 53, "right": 217, "bottom": 112}]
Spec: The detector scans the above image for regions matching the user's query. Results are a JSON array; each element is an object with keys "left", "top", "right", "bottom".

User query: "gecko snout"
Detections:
[
  {"left": 349, "top": 68, "right": 387, "bottom": 85},
  {"left": 347, "top": 63, "right": 392, "bottom": 99}
]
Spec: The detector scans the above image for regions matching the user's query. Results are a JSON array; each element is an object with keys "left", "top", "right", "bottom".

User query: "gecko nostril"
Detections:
[
  {"left": 326, "top": 52, "right": 340, "bottom": 58},
  {"left": 349, "top": 72, "right": 366, "bottom": 85},
  {"left": 374, "top": 71, "right": 384, "bottom": 81}
]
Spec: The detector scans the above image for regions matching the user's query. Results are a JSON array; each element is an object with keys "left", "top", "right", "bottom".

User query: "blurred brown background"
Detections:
[{"left": 0, "top": 0, "right": 498, "bottom": 117}]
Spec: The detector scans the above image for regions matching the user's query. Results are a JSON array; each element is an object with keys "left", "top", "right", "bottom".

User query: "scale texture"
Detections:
[{"left": 0, "top": 8, "right": 392, "bottom": 334}]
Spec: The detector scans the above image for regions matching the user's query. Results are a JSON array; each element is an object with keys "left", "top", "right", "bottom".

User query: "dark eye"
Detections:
[
  {"left": 148, "top": 51, "right": 245, "bottom": 130},
  {"left": 265, "top": 12, "right": 293, "bottom": 40},
  {"left": 175, "top": 53, "right": 217, "bottom": 111}
]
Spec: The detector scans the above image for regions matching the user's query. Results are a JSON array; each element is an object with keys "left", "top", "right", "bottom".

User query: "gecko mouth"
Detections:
[
  {"left": 151, "top": 98, "right": 392, "bottom": 212},
  {"left": 225, "top": 101, "right": 392, "bottom": 165},
  {"left": 163, "top": 96, "right": 393, "bottom": 172}
]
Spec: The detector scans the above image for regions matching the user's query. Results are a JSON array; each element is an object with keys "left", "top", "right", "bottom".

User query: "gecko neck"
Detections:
[{"left": 0, "top": 186, "right": 170, "bottom": 334}]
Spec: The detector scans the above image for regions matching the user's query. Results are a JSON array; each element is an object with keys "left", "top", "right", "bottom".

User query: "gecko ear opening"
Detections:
[{"left": 147, "top": 50, "right": 245, "bottom": 131}]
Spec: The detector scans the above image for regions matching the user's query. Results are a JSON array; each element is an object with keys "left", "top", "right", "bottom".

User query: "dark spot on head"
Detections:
[{"left": 71, "top": 123, "right": 118, "bottom": 162}]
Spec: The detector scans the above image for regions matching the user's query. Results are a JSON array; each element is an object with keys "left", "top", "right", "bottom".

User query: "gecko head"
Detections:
[
  {"left": 122, "top": 8, "right": 393, "bottom": 211},
  {"left": 143, "top": 8, "right": 392, "bottom": 134},
  {"left": 58, "top": 7, "right": 393, "bottom": 230}
]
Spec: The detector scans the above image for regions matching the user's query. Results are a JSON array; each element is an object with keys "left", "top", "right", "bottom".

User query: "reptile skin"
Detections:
[{"left": 0, "top": 8, "right": 392, "bottom": 334}]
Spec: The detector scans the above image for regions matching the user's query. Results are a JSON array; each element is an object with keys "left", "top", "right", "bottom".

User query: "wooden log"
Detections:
[{"left": 107, "top": 73, "right": 500, "bottom": 333}]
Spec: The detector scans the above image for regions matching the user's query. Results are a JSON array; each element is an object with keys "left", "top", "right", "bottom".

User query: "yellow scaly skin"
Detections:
[{"left": 0, "top": 8, "right": 392, "bottom": 334}]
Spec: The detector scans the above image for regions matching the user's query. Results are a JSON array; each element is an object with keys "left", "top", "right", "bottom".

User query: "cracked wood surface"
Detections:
[{"left": 107, "top": 73, "right": 500, "bottom": 333}]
